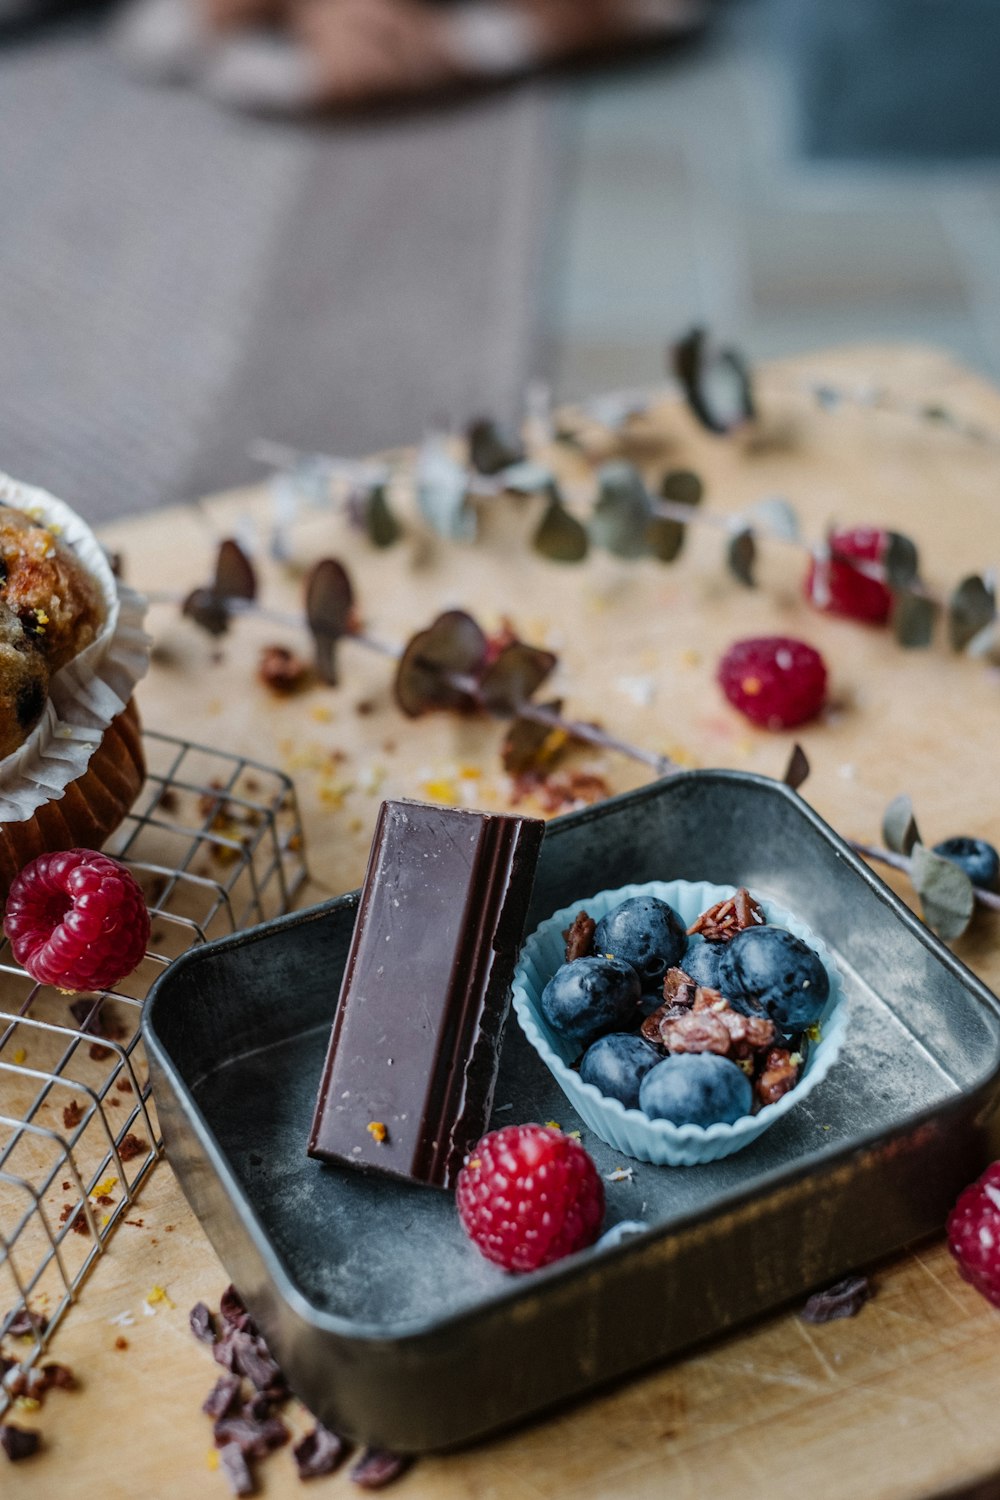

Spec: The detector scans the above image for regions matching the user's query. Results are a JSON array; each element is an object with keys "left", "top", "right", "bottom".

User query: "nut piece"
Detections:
[
  {"left": 562, "top": 910, "right": 596, "bottom": 962},
  {"left": 686, "top": 887, "right": 766, "bottom": 943},
  {"left": 756, "top": 1047, "right": 802, "bottom": 1107},
  {"left": 643, "top": 983, "right": 776, "bottom": 1062},
  {"left": 258, "top": 644, "right": 309, "bottom": 695}
]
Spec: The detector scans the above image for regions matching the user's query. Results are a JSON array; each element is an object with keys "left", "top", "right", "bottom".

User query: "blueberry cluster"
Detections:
[{"left": 538, "top": 890, "right": 829, "bottom": 1130}]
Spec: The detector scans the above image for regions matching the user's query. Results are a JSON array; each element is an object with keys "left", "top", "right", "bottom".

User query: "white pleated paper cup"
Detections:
[{"left": 512, "top": 880, "right": 846, "bottom": 1166}]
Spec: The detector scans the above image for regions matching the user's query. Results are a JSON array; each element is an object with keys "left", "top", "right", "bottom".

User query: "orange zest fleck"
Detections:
[{"left": 366, "top": 1121, "right": 388, "bottom": 1145}]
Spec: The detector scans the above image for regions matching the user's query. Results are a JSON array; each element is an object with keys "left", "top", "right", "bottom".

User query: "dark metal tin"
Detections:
[{"left": 143, "top": 771, "right": 1000, "bottom": 1454}]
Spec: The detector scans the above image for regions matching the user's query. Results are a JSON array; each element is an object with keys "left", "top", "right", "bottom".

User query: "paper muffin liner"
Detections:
[
  {"left": 512, "top": 879, "right": 846, "bottom": 1166},
  {"left": 0, "top": 472, "right": 151, "bottom": 824}
]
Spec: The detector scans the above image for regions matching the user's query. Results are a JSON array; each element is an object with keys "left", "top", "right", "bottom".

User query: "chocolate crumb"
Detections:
[
  {"left": 88, "top": 1042, "right": 111, "bottom": 1062},
  {"left": 118, "top": 1133, "right": 147, "bottom": 1162},
  {"left": 115, "top": 1077, "right": 134, "bottom": 1094},
  {"left": 62, "top": 1101, "right": 84, "bottom": 1130},
  {"left": 1, "top": 1423, "right": 40, "bottom": 1462},
  {"left": 39, "top": 1362, "right": 75, "bottom": 1392},
  {"left": 219, "top": 1440, "right": 255, "bottom": 1496},
  {"left": 293, "top": 1423, "right": 346, "bottom": 1478},
  {"left": 156, "top": 786, "right": 180, "bottom": 815},
  {"left": 61, "top": 1182, "right": 70, "bottom": 1191},
  {"left": 350, "top": 1448, "right": 411, "bottom": 1490},
  {"left": 70, "top": 1211, "right": 88, "bottom": 1235},
  {"left": 95, "top": 1193, "right": 114, "bottom": 1207},
  {"left": 800, "top": 1274, "right": 871, "bottom": 1324},
  {"left": 114, "top": 1336, "right": 128, "bottom": 1351},
  {"left": 189, "top": 1302, "right": 217, "bottom": 1345}
]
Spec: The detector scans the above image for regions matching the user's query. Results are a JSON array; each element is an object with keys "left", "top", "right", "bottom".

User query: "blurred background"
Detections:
[{"left": 1, "top": 0, "right": 998, "bottom": 522}]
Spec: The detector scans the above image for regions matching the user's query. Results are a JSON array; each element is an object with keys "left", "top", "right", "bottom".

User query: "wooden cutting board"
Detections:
[{"left": 7, "top": 344, "right": 1000, "bottom": 1500}]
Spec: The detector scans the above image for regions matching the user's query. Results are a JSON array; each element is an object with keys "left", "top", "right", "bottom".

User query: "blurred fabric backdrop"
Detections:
[{"left": 1, "top": 0, "right": 999, "bottom": 522}]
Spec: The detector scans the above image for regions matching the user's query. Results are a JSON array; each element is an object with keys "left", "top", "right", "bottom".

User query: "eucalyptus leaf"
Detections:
[
  {"left": 479, "top": 641, "right": 558, "bottom": 717},
  {"left": 891, "top": 590, "right": 938, "bottom": 649},
  {"left": 500, "top": 460, "right": 553, "bottom": 495},
  {"left": 910, "top": 844, "right": 975, "bottom": 941},
  {"left": 648, "top": 470, "right": 703, "bottom": 562},
  {"left": 590, "top": 462, "right": 653, "bottom": 559},
  {"left": 533, "top": 488, "right": 589, "bottom": 562},
  {"left": 661, "top": 469, "right": 704, "bottom": 506},
  {"left": 501, "top": 699, "right": 565, "bottom": 775},
  {"left": 305, "top": 558, "right": 356, "bottom": 685},
  {"left": 948, "top": 574, "right": 996, "bottom": 652},
  {"left": 215, "top": 539, "right": 257, "bottom": 602},
  {"left": 467, "top": 418, "right": 524, "bottom": 476},
  {"left": 670, "top": 327, "right": 755, "bottom": 436},
  {"left": 883, "top": 532, "right": 919, "bottom": 591},
  {"left": 882, "top": 793, "right": 921, "bottom": 857},
  {"left": 394, "top": 610, "right": 487, "bottom": 717},
  {"left": 965, "top": 617, "right": 1000, "bottom": 662},
  {"left": 182, "top": 586, "right": 230, "bottom": 638},
  {"left": 415, "top": 435, "right": 476, "bottom": 541},
  {"left": 365, "top": 485, "right": 402, "bottom": 549},
  {"left": 782, "top": 743, "right": 810, "bottom": 792},
  {"left": 726, "top": 528, "right": 757, "bottom": 588},
  {"left": 748, "top": 496, "right": 800, "bottom": 543}
]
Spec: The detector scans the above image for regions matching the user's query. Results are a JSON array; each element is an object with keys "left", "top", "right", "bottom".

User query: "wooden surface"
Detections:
[{"left": 6, "top": 344, "right": 1000, "bottom": 1499}]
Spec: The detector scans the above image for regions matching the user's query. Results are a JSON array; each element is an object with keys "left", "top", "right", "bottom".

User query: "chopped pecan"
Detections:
[
  {"left": 662, "top": 967, "right": 697, "bottom": 1009},
  {"left": 646, "top": 986, "right": 775, "bottom": 1061},
  {"left": 562, "top": 910, "right": 596, "bottom": 962},
  {"left": 756, "top": 1047, "right": 801, "bottom": 1107},
  {"left": 687, "top": 887, "right": 766, "bottom": 943},
  {"left": 659, "top": 1010, "right": 732, "bottom": 1056}
]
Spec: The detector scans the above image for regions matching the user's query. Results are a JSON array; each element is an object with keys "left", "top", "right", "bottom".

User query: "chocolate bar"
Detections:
[{"left": 307, "top": 799, "right": 544, "bottom": 1188}]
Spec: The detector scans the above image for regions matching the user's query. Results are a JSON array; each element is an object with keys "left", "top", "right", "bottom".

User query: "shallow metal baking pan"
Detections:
[{"left": 143, "top": 770, "right": 1000, "bottom": 1453}]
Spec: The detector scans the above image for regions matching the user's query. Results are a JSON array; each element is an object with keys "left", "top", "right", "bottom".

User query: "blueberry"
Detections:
[
  {"left": 639, "top": 1053, "right": 752, "bottom": 1127},
  {"left": 579, "top": 1033, "right": 662, "bottom": 1109},
  {"left": 681, "top": 937, "right": 723, "bottom": 989},
  {"left": 718, "top": 926, "right": 828, "bottom": 1031},
  {"left": 932, "top": 837, "right": 1000, "bottom": 892},
  {"left": 539, "top": 956, "right": 642, "bottom": 1049},
  {"left": 593, "top": 896, "right": 687, "bottom": 989}
]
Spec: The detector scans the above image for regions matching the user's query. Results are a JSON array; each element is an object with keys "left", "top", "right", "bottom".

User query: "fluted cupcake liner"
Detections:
[{"left": 512, "top": 879, "right": 846, "bottom": 1166}]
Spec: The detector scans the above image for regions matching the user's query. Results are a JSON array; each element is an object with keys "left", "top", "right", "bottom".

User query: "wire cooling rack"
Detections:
[{"left": 0, "top": 730, "right": 308, "bottom": 1408}]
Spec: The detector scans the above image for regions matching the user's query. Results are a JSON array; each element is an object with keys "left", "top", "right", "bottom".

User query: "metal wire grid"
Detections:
[{"left": 0, "top": 730, "right": 308, "bottom": 1410}]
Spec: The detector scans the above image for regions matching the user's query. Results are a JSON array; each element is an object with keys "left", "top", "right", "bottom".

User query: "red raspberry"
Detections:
[
  {"left": 456, "top": 1123, "right": 604, "bottom": 1273},
  {"left": 717, "top": 636, "right": 827, "bottom": 730},
  {"left": 4, "top": 849, "right": 150, "bottom": 992},
  {"left": 947, "top": 1162, "right": 1000, "bottom": 1307},
  {"left": 804, "top": 526, "right": 893, "bottom": 623}
]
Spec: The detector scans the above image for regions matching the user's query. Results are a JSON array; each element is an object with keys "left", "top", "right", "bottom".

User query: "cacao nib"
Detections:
[
  {"left": 219, "top": 1441, "right": 255, "bottom": 1496},
  {"left": 562, "top": 910, "right": 596, "bottom": 962},
  {"left": 203, "top": 1375, "right": 242, "bottom": 1420},
  {"left": 220, "top": 1285, "right": 255, "bottom": 1334},
  {"left": 800, "top": 1274, "right": 871, "bottom": 1324},
  {"left": 213, "top": 1413, "right": 288, "bottom": 1459},
  {"left": 293, "top": 1423, "right": 347, "bottom": 1478},
  {"left": 350, "top": 1448, "right": 412, "bottom": 1490},
  {"left": 189, "top": 1302, "right": 217, "bottom": 1345},
  {"left": 1, "top": 1424, "right": 40, "bottom": 1462}
]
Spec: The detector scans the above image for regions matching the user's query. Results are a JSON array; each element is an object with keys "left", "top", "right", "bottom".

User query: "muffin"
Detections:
[
  {"left": 0, "top": 475, "right": 149, "bottom": 899},
  {"left": 0, "top": 605, "right": 49, "bottom": 759},
  {"left": 0, "top": 503, "right": 105, "bottom": 673}
]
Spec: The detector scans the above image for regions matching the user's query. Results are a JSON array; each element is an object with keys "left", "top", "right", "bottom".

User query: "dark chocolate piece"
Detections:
[{"left": 308, "top": 799, "right": 543, "bottom": 1188}]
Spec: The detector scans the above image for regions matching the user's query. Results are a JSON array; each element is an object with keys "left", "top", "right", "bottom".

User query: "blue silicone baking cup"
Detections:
[{"left": 512, "top": 879, "right": 846, "bottom": 1166}]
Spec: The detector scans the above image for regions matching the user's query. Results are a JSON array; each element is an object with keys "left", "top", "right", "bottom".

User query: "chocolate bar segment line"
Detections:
[{"left": 307, "top": 799, "right": 544, "bottom": 1188}]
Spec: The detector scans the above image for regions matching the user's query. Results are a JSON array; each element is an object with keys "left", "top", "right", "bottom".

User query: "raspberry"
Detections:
[
  {"left": 717, "top": 636, "right": 827, "bottom": 730},
  {"left": 456, "top": 1124, "right": 604, "bottom": 1272},
  {"left": 947, "top": 1162, "right": 1000, "bottom": 1307},
  {"left": 804, "top": 526, "right": 893, "bottom": 623},
  {"left": 4, "top": 849, "right": 150, "bottom": 992}
]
